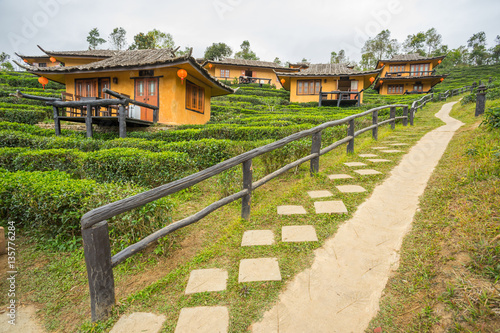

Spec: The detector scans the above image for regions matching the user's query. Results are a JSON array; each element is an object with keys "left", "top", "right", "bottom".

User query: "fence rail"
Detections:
[{"left": 79, "top": 81, "right": 482, "bottom": 322}]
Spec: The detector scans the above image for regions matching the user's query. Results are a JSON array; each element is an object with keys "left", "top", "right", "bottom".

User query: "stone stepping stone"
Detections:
[
  {"left": 282, "top": 225, "right": 318, "bottom": 242},
  {"left": 175, "top": 306, "right": 228, "bottom": 333},
  {"left": 354, "top": 169, "right": 382, "bottom": 175},
  {"left": 379, "top": 149, "right": 402, "bottom": 153},
  {"left": 314, "top": 200, "right": 348, "bottom": 214},
  {"left": 328, "top": 174, "right": 353, "bottom": 180},
  {"left": 336, "top": 185, "right": 366, "bottom": 193},
  {"left": 238, "top": 258, "right": 281, "bottom": 282},
  {"left": 110, "top": 312, "right": 166, "bottom": 333},
  {"left": 388, "top": 143, "right": 408, "bottom": 146},
  {"left": 344, "top": 162, "right": 367, "bottom": 167},
  {"left": 371, "top": 147, "right": 388, "bottom": 150},
  {"left": 358, "top": 154, "right": 378, "bottom": 158},
  {"left": 307, "top": 190, "right": 333, "bottom": 198},
  {"left": 367, "top": 159, "right": 391, "bottom": 163},
  {"left": 185, "top": 268, "right": 228, "bottom": 294},
  {"left": 277, "top": 205, "right": 307, "bottom": 215},
  {"left": 241, "top": 230, "right": 275, "bottom": 246}
]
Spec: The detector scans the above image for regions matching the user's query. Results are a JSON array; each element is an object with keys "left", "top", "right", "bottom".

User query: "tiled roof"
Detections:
[
  {"left": 203, "top": 58, "right": 291, "bottom": 70},
  {"left": 276, "top": 63, "right": 381, "bottom": 76},
  {"left": 38, "top": 45, "right": 123, "bottom": 58},
  {"left": 380, "top": 53, "right": 446, "bottom": 62}
]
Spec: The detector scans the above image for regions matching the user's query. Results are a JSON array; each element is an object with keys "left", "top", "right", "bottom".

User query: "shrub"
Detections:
[
  {"left": 482, "top": 107, "right": 500, "bottom": 129},
  {"left": 0, "top": 108, "right": 46, "bottom": 124},
  {"left": 0, "top": 147, "right": 28, "bottom": 171},
  {"left": 13, "top": 149, "right": 83, "bottom": 175},
  {"left": 82, "top": 148, "right": 194, "bottom": 187}
]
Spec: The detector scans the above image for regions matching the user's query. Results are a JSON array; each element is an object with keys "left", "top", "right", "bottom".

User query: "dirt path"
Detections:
[{"left": 251, "top": 102, "right": 463, "bottom": 333}]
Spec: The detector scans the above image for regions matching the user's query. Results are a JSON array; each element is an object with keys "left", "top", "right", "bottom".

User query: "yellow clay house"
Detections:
[
  {"left": 276, "top": 63, "right": 380, "bottom": 106},
  {"left": 374, "top": 53, "right": 447, "bottom": 95},
  {"left": 202, "top": 58, "right": 298, "bottom": 89},
  {"left": 16, "top": 48, "right": 233, "bottom": 125}
]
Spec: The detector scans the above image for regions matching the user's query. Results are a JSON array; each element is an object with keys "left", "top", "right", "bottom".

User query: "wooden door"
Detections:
[
  {"left": 135, "top": 78, "right": 158, "bottom": 121},
  {"left": 350, "top": 80, "right": 358, "bottom": 100}
]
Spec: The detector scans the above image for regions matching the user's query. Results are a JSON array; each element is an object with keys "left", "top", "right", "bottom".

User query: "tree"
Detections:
[
  {"left": 0, "top": 53, "right": 13, "bottom": 71},
  {"left": 109, "top": 27, "right": 127, "bottom": 50},
  {"left": 86, "top": 28, "right": 106, "bottom": 50},
  {"left": 490, "top": 35, "right": 500, "bottom": 64},
  {"left": 467, "top": 31, "right": 488, "bottom": 65},
  {"left": 273, "top": 57, "right": 282, "bottom": 66},
  {"left": 361, "top": 29, "right": 399, "bottom": 69},
  {"left": 424, "top": 28, "right": 442, "bottom": 56},
  {"left": 439, "top": 46, "right": 469, "bottom": 70},
  {"left": 330, "top": 50, "right": 348, "bottom": 63},
  {"left": 402, "top": 32, "right": 426, "bottom": 55},
  {"left": 129, "top": 29, "right": 176, "bottom": 50},
  {"left": 204, "top": 42, "right": 232, "bottom": 61},
  {"left": 234, "top": 40, "right": 259, "bottom": 60},
  {"left": 300, "top": 58, "right": 309, "bottom": 63}
]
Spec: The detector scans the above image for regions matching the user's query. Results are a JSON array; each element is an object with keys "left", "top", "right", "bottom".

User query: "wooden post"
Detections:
[
  {"left": 82, "top": 221, "right": 115, "bottom": 322},
  {"left": 241, "top": 160, "right": 252, "bottom": 220},
  {"left": 402, "top": 106, "right": 408, "bottom": 126},
  {"left": 390, "top": 107, "right": 396, "bottom": 130},
  {"left": 318, "top": 87, "right": 322, "bottom": 107},
  {"left": 310, "top": 131, "right": 322, "bottom": 175},
  {"left": 475, "top": 85, "right": 487, "bottom": 117},
  {"left": 53, "top": 106, "right": 61, "bottom": 136},
  {"left": 0, "top": 227, "right": 5, "bottom": 255},
  {"left": 118, "top": 105, "right": 127, "bottom": 138},
  {"left": 409, "top": 107, "right": 415, "bottom": 126},
  {"left": 372, "top": 110, "right": 378, "bottom": 140},
  {"left": 153, "top": 108, "right": 159, "bottom": 123},
  {"left": 86, "top": 104, "right": 93, "bottom": 138},
  {"left": 347, "top": 119, "right": 355, "bottom": 154}
]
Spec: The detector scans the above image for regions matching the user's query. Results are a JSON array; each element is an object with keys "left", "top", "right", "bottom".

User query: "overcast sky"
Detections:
[{"left": 1, "top": 0, "right": 499, "bottom": 65}]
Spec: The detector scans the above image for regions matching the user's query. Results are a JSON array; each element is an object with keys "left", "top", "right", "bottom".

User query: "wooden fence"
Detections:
[{"left": 79, "top": 82, "right": 482, "bottom": 322}]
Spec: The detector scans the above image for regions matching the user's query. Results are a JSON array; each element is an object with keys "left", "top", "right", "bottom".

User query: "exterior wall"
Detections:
[
  {"left": 64, "top": 67, "right": 213, "bottom": 125},
  {"left": 289, "top": 76, "right": 366, "bottom": 104},
  {"left": 206, "top": 64, "right": 283, "bottom": 89}
]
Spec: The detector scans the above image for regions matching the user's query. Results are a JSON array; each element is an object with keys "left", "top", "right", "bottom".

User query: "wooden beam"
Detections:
[{"left": 241, "top": 160, "right": 252, "bottom": 220}]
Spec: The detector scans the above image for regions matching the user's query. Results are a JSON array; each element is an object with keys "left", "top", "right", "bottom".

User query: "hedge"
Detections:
[
  {"left": 0, "top": 108, "right": 46, "bottom": 124},
  {"left": 0, "top": 169, "right": 173, "bottom": 251},
  {"left": 82, "top": 148, "right": 194, "bottom": 187},
  {"left": 0, "top": 130, "right": 102, "bottom": 151}
]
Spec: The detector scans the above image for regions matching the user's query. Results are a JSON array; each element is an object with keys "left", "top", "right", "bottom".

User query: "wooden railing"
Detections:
[
  {"left": 238, "top": 76, "right": 272, "bottom": 85},
  {"left": 384, "top": 70, "right": 435, "bottom": 77},
  {"left": 81, "top": 103, "right": 412, "bottom": 321},
  {"left": 319, "top": 89, "right": 364, "bottom": 107},
  {"left": 13, "top": 89, "right": 159, "bottom": 138}
]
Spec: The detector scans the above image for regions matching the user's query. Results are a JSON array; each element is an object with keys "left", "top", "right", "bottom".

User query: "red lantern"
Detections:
[
  {"left": 369, "top": 77, "right": 375, "bottom": 84},
  {"left": 438, "top": 60, "right": 442, "bottom": 64},
  {"left": 23, "top": 59, "right": 28, "bottom": 63},
  {"left": 380, "top": 62, "right": 384, "bottom": 67},
  {"left": 177, "top": 69, "right": 188, "bottom": 84},
  {"left": 208, "top": 63, "right": 213, "bottom": 69},
  {"left": 49, "top": 57, "right": 56, "bottom": 63},
  {"left": 379, "top": 80, "right": 384, "bottom": 84},
  {"left": 38, "top": 76, "right": 49, "bottom": 90},
  {"left": 440, "top": 78, "right": 444, "bottom": 82},
  {"left": 280, "top": 78, "right": 285, "bottom": 85}
]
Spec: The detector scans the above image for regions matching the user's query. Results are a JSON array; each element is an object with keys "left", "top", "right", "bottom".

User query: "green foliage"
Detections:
[
  {"left": 204, "top": 42, "right": 232, "bottom": 61},
  {"left": 234, "top": 40, "right": 259, "bottom": 60},
  {"left": 82, "top": 148, "right": 193, "bottom": 187},
  {"left": 86, "top": 27, "right": 106, "bottom": 50},
  {"left": 482, "top": 106, "right": 500, "bottom": 129},
  {"left": 12, "top": 149, "right": 83, "bottom": 175},
  {"left": 109, "top": 27, "right": 127, "bottom": 50},
  {"left": 0, "top": 108, "right": 46, "bottom": 124}
]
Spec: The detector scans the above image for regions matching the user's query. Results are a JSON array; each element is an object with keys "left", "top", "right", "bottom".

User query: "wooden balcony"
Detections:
[
  {"left": 384, "top": 71, "right": 434, "bottom": 78},
  {"left": 319, "top": 90, "right": 361, "bottom": 107}
]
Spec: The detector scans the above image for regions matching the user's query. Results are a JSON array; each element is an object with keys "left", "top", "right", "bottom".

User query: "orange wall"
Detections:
[
  {"left": 206, "top": 64, "right": 283, "bottom": 89},
  {"left": 64, "top": 67, "right": 213, "bottom": 125},
  {"left": 60, "top": 57, "right": 108, "bottom": 67}
]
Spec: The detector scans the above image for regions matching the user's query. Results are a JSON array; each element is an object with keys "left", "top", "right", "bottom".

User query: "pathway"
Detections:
[
  {"left": 108, "top": 101, "right": 463, "bottom": 332},
  {"left": 251, "top": 101, "right": 463, "bottom": 332}
]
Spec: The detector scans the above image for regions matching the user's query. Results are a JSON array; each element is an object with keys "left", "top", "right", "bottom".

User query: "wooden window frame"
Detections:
[
  {"left": 220, "top": 69, "right": 230, "bottom": 78},
  {"left": 75, "top": 77, "right": 111, "bottom": 98},
  {"left": 410, "top": 63, "right": 430, "bottom": 76},
  {"left": 387, "top": 84, "right": 404, "bottom": 94},
  {"left": 297, "top": 79, "right": 321, "bottom": 95},
  {"left": 186, "top": 80, "right": 205, "bottom": 114}
]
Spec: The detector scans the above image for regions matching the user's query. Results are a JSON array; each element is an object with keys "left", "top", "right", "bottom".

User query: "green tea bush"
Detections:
[
  {"left": 0, "top": 147, "right": 28, "bottom": 170},
  {"left": 0, "top": 108, "right": 46, "bottom": 124},
  {"left": 82, "top": 148, "right": 194, "bottom": 187},
  {"left": 13, "top": 149, "right": 83, "bottom": 175}
]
